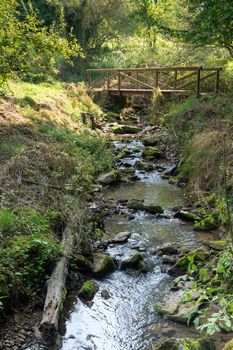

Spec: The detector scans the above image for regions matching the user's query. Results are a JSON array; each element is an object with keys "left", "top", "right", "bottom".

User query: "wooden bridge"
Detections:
[{"left": 86, "top": 66, "right": 222, "bottom": 97}]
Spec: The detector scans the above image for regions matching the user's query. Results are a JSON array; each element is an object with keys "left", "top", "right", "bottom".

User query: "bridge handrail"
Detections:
[
  {"left": 86, "top": 66, "right": 222, "bottom": 96},
  {"left": 86, "top": 66, "right": 222, "bottom": 73}
]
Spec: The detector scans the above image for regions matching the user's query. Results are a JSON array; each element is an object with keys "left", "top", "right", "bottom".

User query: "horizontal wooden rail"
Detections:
[{"left": 86, "top": 66, "right": 222, "bottom": 97}]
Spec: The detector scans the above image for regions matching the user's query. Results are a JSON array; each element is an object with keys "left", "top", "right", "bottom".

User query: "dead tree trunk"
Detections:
[{"left": 39, "top": 226, "right": 74, "bottom": 344}]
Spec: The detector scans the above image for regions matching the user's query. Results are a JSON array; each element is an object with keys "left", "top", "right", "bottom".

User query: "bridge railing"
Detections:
[{"left": 86, "top": 66, "right": 222, "bottom": 96}]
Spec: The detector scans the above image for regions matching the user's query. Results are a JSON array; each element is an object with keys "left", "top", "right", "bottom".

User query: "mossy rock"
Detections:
[
  {"left": 142, "top": 146, "right": 163, "bottom": 159},
  {"left": 117, "top": 150, "right": 129, "bottom": 159},
  {"left": 132, "top": 147, "right": 141, "bottom": 153},
  {"left": 144, "top": 204, "right": 164, "bottom": 214},
  {"left": 73, "top": 254, "right": 93, "bottom": 272},
  {"left": 97, "top": 170, "right": 121, "bottom": 185},
  {"left": 143, "top": 134, "right": 162, "bottom": 146},
  {"left": 135, "top": 161, "right": 153, "bottom": 171},
  {"left": 121, "top": 168, "right": 135, "bottom": 175},
  {"left": 223, "top": 339, "right": 233, "bottom": 350},
  {"left": 92, "top": 253, "right": 116, "bottom": 278},
  {"left": 78, "top": 280, "right": 98, "bottom": 301},
  {"left": 111, "top": 125, "right": 141, "bottom": 134},
  {"left": 151, "top": 338, "right": 215, "bottom": 350},
  {"left": 135, "top": 161, "right": 145, "bottom": 170},
  {"left": 174, "top": 210, "right": 197, "bottom": 222},
  {"left": 121, "top": 253, "right": 144, "bottom": 270},
  {"left": 127, "top": 199, "right": 145, "bottom": 210}
]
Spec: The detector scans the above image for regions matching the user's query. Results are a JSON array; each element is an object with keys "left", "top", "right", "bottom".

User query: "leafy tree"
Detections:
[
  {"left": 130, "top": 0, "right": 158, "bottom": 49},
  {"left": 154, "top": 0, "right": 233, "bottom": 56},
  {"left": 28, "top": 0, "right": 132, "bottom": 61},
  {"left": 0, "top": 0, "right": 81, "bottom": 85},
  {"left": 183, "top": 0, "right": 233, "bottom": 56}
]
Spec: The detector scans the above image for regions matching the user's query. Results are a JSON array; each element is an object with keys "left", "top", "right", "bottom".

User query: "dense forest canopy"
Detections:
[{"left": 0, "top": 0, "right": 232, "bottom": 84}]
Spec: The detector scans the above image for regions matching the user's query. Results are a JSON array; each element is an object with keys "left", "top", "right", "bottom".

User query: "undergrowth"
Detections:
[
  {"left": 162, "top": 92, "right": 233, "bottom": 336},
  {"left": 0, "top": 81, "right": 114, "bottom": 314}
]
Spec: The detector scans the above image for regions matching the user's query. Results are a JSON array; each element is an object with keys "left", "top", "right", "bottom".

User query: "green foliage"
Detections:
[
  {"left": 179, "top": 0, "right": 233, "bottom": 55},
  {"left": 129, "top": 0, "right": 157, "bottom": 48},
  {"left": 0, "top": 0, "right": 81, "bottom": 86},
  {"left": 38, "top": 125, "right": 114, "bottom": 178},
  {"left": 0, "top": 208, "right": 14, "bottom": 235},
  {"left": 78, "top": 280, "right": 98, "bottom": 300},
  {"left": 0, "top": 207, "right": 61, "bottom": 309},
  {"left": 181, "top": 249, "right": 233, "bottom": 335}
]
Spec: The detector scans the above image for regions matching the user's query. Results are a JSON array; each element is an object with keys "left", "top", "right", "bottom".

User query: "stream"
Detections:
[
  {"left": 59, "top": 138, "right": 200, "bottom": 350},
  {"left": 27, "top": 132, "right": 231, "bottom": 350}
]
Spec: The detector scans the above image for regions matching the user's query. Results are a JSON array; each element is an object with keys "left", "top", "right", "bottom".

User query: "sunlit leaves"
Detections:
[{"left": 0, "top": 0, "right": 82, "bottom": 85}]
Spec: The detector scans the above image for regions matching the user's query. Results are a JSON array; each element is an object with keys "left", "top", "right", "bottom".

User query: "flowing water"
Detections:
[
  {"left": 59, "top": 139, "right": 200, "bottom": 350},
  {"left": 28, "top": 137, "right": 229, "bottom": 350}
]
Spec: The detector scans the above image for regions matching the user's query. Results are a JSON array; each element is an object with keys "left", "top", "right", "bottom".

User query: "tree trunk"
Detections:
[{"left": 39, "top": 226, "right": 75, "bottom": 344}]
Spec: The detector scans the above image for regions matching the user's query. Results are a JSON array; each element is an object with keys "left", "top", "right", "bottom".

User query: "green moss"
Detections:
[
  {"left": 93, "top": 253, "right": 116, "bottom": 278},
  {"left": 117, "top": 150, "right": 129, "bottom": 159},
  {"left": 132, "top": 148, "right": 141, "bottom": 153},
  {"left": 73, "top": 254, "right": 93, "bottom": 272},
  {"left": 111, "top": 125, "right": 141, "bottom": 134},
  {"left": 78, "top": 280, "right": 98, "bottom": 300},
  {"left": 142, "top": 146, "right": 163, "bottom": 158},
  {"left": 121, "top": 253, "right": 144, "bottom": 270}
]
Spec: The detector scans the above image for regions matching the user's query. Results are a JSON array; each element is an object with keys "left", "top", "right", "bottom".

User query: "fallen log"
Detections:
[{"left": 39, "top": 226, "right": 75, "bottom": 344}]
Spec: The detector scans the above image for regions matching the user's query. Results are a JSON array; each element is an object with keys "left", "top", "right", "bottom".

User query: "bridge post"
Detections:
[
  {"left": 155, "top": 70, "right": 159, "bottom": 88},
  {"left": 174, "top": 70, "right": 177, "bottom": 90},
  {"left": 107, "top": 73, "right": 110, "bottom": 90},
  {"left": 118, "top": 70, "right": 121, "bottom": 94},
  {"left": 215, "top": 69, "right": 220, "bottom": 93},
  {"left": 196, "top": 67, "right": 201, "bottom": 97}
]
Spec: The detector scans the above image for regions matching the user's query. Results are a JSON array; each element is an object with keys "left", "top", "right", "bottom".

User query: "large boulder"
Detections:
[
  {"left": 156, "top": 243, "right": 180, "bottom": 256},
  {"left": 151, "top": 338, "right": 215, "bottom": 350},
  {"left": 144, "top": 204, "right": 164, "bottom": 214},
  {"left": 142, "top": 146, "right": 163, "bottom": 159},
  {"left": 97, "top": 170, "right": 120, "bottom": 185},
  {"left": 154, "top": 289, "right": 193, "bottom": 324},
  {"left": 135, "top": 161, "right": 154, "bottom": 171},
  {"left": 143, "top": 134, "right": 162, "bottom": 146},
  {"left": 174, "top": 209, "right": 197, "bottom": 222},
  {"left": 127, "top": 199, "right": 145, "bottom": 210},
  {"left": 78, "top": 280, "right": 98, "bottom": 301},
  {"left": 112, "top": 231, "right": 132, "bottom": 244},
  {"left": 92, "top": 253, "right": 116, "bottom": 278},
  {"left": 111, "top": 125, "right": 141, "bottom": 134},
  {"left": 121, "top": 253, "right": 146, "bottom": 272},
  {"left": 73, "top": 254, "right": 93, "bottom": 272}
]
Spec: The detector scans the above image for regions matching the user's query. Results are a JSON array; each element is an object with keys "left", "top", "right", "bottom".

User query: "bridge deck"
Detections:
[{"left": 93, "top": 88, "right": 191, "bottom": 96}]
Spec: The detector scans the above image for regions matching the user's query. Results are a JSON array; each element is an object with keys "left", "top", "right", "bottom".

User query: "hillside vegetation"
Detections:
[{"left": 0, "top": 82, "right": 113, "bottom": 314}]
